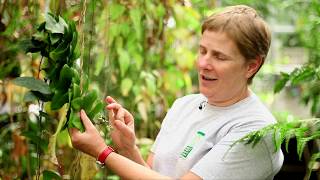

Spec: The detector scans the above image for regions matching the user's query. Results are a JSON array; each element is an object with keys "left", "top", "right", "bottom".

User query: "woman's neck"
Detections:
[{"left": 208, "top": 87, "right": 250, "bottom": 107}]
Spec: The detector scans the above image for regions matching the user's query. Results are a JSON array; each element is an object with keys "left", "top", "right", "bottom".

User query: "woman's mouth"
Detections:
[{"left": 201, "top": 75, "right": 217, "bottom": 81}]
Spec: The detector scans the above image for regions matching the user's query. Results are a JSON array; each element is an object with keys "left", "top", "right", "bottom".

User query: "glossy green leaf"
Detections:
[
  {"left": 133, "top": 53, "right": 143, "bottom": 71},
  {"left": 120, "top": 22, "right": 130, "bottom": 37},
  {"left": 49, "top": 40, "right": 70, "bottom": 62},
  {"left": 82, "top": 90, "right": 98, "bottom": 112},
  {"left": 43, "top": 169, "right": 61, "bottom": 180},
  {"left": 273, "top": 72, "right": 290, "bottom": 93},
  {"left": 94, "top": 53, "right": 105, "bottom": 76},
  {"left": 82, "top": 74, "right": 90, "bottom": 92},
  {"left": 70, "top": 67, "right": 80, "bottom": 84},
  {"left": 51, "top": 91, "right": 69, "bottom": 110},
  {"left": 121, "top": 78, "right": 133, "bottom": 96},
  {"left": 129, "top": 8, "right": 142, "bottom": 40},
  {"left": 109, "top": 3, "right": 126, "bottom": 20},
  {"left": 45, "top": 13, "right": 67, "bottom": 34},
  {"left": 21, "top": 131, "right": 48, "bottom": 151},
  {"left": 33, "top": 31, "right": 47, "bottom": 42},
  {"left": 69, "top": 21, "right": 78, "bottom": 54},
  {"left": 68, "top": 110, "right": 84, "bottom": 132},
  {"left": 117, "top": 49, "right": 130, "bottom": 77},
  {"left": 70, "top": 44, "right": 80, "bottom": 62},
  {"left": 23, "top": 91, "right": 38, "bottom": 102},
  {"left": 50, "top": 33, "right": 62, "bottom": 44},
  {"left": 291, "top": 66, "right": 315, "bottom": 85},
  {"left": 19, "top": 39, "right": 41, "bottom": 53},
  {"left": 71, "top": 97, "right": 82, "bottom": 111},
  {"left": 145, "top": 74, "right": 156, "bottom": 96},
  {"left": 72, "top": 84, "right": 81, "bottom": 99},
  {"left": 30, "top": 91, "right": 53, "bottom": 102},
  {"left": 108, "top": 24, "right": 121, "bottom": 44},
  {"left": 57, "top": 64, "right": 73, "bottom": 90},
  {"left": 12, "top": 77, "right": 51, "bottom": 94},
  {"left": 88, "top": 101, "right": 104, "bottom": 120}
]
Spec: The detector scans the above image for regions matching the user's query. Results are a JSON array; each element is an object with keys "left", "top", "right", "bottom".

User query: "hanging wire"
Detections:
[
  {"left": 105, "top": 0, "right": 112, "bottom": 95},
  {"left": 87, "top": 0, "right": 95, "bottom": 79},
  {"left": 79, "top": 0, "right": 87, "bottom": 92}
]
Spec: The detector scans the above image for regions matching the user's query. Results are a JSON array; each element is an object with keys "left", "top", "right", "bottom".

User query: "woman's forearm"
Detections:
[
  {"left": 118, "top": 145, "right": 150, "bottom": 168},
  {"left": 105, "top": 152, "right": 169, "bottom": 179}
]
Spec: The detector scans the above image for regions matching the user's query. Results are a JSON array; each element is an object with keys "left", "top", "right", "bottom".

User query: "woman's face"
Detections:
[{"left": 197, "top": 30, "right": 255, "bottom": 106}]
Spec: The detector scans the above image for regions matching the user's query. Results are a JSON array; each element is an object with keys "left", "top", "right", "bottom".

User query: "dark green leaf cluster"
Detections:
[{"left": 14, "top": 13, "right": 104, "bottom": 132}]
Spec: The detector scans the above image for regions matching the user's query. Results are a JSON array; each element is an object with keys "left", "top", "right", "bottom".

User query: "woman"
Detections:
[{"left": 69, "top": 5, "right": 283, "bottom": 179}]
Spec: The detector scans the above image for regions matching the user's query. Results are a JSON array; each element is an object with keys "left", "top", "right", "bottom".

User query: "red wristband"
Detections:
[{"left": 96, "top": 146, "right": 114, "bottom": 166}]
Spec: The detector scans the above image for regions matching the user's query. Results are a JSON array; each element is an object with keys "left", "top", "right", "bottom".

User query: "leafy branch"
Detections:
[
  {"left": 14, "top": 13, "right": 105, "bottom": 132},
  {"left": 234, "top": 117, "right": 320, "bottom": 178}
]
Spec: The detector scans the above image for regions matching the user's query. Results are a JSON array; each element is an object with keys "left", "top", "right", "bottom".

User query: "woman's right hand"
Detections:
[{"left": 105, "top": 96, "right": 137, "bottom": 155}]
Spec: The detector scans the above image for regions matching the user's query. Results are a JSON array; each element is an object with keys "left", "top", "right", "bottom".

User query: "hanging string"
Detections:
[
  {"left": 87, "top": 0, "right": 95, "bottom": 78},
  {"left": 105, "top": 1, "right": 111, "bottom": 95},
  {"left": 79, "top": 0, "right": 87, "bottom": 92}
]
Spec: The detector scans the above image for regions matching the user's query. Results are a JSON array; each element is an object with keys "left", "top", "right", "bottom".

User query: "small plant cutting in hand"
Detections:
[{"left": 13, "top": 13, "right": 105, "bottom": 178}]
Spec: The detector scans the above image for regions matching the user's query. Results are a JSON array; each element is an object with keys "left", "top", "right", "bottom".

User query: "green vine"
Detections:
[
  {"left": 11, "top": 13, "right": 105, "bottom": 178},
  {"left": 14, "top": 13, "right": 104, "bottom": 132}
]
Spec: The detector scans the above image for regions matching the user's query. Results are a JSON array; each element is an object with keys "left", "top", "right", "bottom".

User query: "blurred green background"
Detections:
[{"left": 0, "top": 0, "right": 319, "bottom": 179}]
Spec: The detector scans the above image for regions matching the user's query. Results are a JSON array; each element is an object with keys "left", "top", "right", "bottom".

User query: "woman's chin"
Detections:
[{"left": 199, "top": 88, "right": 213, "bottom": 98}]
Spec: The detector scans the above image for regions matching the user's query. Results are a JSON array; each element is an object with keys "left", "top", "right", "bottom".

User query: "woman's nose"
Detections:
[{"left": 197, "top": 55, "right": 211, "bottom": 69}]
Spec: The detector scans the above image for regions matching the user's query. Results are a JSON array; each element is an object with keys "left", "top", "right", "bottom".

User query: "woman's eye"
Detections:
[
  {"left": 199, "top": 48, "right": 206, "bottom": 55},
  {"left": 215, "top": 54, "right": 227, "bottom": 61},
  {"left": 217, "top": 56, "right": 226, "bottom": 60}
]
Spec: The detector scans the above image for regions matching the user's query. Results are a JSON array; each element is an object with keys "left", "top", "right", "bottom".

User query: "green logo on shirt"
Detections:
[{"left": 180, "top": 131, "right": 205, "bottom": 159}]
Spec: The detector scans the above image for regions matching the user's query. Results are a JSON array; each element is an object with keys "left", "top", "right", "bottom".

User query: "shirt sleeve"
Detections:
[{"left": 190, "top": 127, "right": 278, "bottom": 180}]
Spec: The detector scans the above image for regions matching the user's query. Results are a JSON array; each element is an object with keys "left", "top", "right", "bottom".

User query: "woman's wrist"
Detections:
[
  {"left": 118, "top": 145, "right": 139, "bottom": 157},
  {"left": 96, "top": 146, "right": 114, "bottom": 166},
  {"left": 94, "top": 143, "right": 108, "bottom": 159}
]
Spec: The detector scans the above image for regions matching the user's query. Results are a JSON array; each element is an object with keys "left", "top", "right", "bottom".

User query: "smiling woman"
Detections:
[
  {"left": 69, "top": 5, "right": 283, "bottom": 180},
  {"left": 197, "top": 30, "right": 255, "bottom": 107}
]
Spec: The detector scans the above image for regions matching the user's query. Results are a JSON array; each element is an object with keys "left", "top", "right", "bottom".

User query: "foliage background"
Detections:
[{"left": 0, "top": 0, "right": 319, "bottom": 179}]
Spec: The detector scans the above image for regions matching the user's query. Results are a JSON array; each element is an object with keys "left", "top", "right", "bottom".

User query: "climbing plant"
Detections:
[
  {"left": 12, "top": 12, "right": 105, "bottom": 179},
  {"left": 1, "top": 0, "right": 203, "bottom": 178}
]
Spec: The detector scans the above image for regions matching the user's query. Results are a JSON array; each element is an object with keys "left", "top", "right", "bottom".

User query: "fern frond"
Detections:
[{"left": 305, "top": 152, "right": 320, "bottom": 180}]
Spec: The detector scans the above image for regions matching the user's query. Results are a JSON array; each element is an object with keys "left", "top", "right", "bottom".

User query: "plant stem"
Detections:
[
  {"left": 36, "top": 100, "right": 42, "bottom": 180},
  {"left": 36, "top": 56, "right": 44, "bottom": 180},
  {"left": 38, "top": 56, "right": 43, "bottom": 79}
]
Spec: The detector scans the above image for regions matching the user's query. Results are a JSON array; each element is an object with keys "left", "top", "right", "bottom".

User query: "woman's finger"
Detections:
[
  {"left": 80, "top": 109, "right": 95, "bottom": 130},
  {"left": 108, "top": 110, "right": 115, "bottom": 128},
  {"left": 106, "top": 103, "right": 123, "bottom": 119},
  {"left": 123, "top": 109, "right": 134, "bottom": 124},
  {"left": 105, "top": 96, "right": 117, "bottom": 104},
  {"left": 114, "top": 120, "right": 134, "bottom": 138},
  {"left": 116, "top": 108, "right": 125, "bottom": 122},
  {"left": 106, "top": 103, "right": 122, "bottom": 110}
]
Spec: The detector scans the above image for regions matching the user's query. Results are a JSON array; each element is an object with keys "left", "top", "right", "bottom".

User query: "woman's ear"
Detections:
[{"left": 246, "top": 56, "right": 263, "bottom": 78}]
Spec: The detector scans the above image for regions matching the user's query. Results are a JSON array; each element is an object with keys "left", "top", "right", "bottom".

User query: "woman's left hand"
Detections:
[
  {"left": 106, "top": 96, "right": 136, "bottom": 155},
  {"left": 69, "top": 109, "right": 107, "bottom": 158}
]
